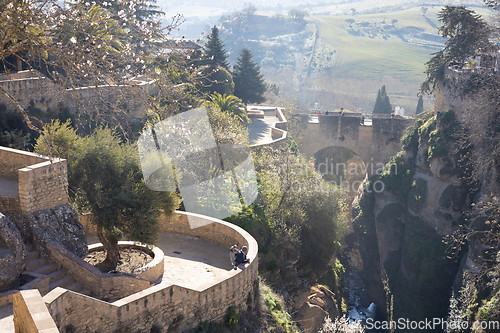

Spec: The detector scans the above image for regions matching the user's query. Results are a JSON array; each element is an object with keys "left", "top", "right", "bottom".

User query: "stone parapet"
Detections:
[
  {"left": 0, "top": 146, "right": 47, "bottom": 180},
  {"left": 275, "top": 107, "right": 287, "bottom": 130},
  {"left": 13, "top": 289, "right": 59, "bottom": 333}
]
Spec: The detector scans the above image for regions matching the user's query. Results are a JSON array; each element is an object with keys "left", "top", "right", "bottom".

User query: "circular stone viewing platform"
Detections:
[
  {"left": 85, "top": 231, "right": 234, "bottom": 288},
  {"left": 40, "top": 211, "right": 258, "bottom": 333},
  {"left": 86, "top": 228, "right": 237, "bottom": 289}
]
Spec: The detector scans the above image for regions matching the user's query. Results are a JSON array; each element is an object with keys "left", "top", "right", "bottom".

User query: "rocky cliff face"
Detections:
[
  {"left": 352, "top": 110, "right": 467, "bottom": 328},
  {"left": 6, "top": 204, "right": 88, "bottom": 258},
  {"left": 0, "top": 203, "right": 87, "bottom": 291},
  {"left": 0, "top": 213, "right": 28, "bottom": 291}
]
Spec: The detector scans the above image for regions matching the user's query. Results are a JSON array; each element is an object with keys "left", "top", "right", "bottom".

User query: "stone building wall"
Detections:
[
  {"left": 0, "top": 146, "right": 68, "bottom": 213},
  {"left": 0, "top": 70, "right": 157, "bottom": 122}
]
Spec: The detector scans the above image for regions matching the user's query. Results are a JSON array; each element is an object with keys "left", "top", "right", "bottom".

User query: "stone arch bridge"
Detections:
[{"left": 293, "top": 113, "right": 415, "bottom": 176}]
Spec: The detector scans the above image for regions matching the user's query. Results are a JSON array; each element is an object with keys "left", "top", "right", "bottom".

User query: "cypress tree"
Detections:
[
  {"left": 204, "top": 26, "right": 230, "bottom": 70},
  {"left": 233, "top": 48, "right": 267, "bottom": 104},
  {"left": 416, "top": 96, "right": 424, "bottom": 114},
  {"left": 373, "top": 89, "right": 383, "bottom": 114},
  {"left": 373, "top": 85, "right": 392, "bottom": 114}
]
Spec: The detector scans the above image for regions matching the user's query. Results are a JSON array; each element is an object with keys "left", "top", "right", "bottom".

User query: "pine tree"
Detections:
[
  {"left": 373, "top": 85, "right": 392, "bottom": 114},
  {"left": 416, "top": 96, "right": 424, "bottom": 114},
  {"left": 233, "top": 48, "right": 267, "bottom": 104},
  {"left": 204, "top": 26, "right": 230, "bottom": 70}
]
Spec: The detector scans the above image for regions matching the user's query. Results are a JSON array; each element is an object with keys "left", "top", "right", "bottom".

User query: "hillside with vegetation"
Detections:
[{"left": 4, "top": 0, "right": 500, "bottom": 332}]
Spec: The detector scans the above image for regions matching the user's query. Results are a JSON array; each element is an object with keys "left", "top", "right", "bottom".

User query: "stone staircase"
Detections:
[{"left": 23, "top": 244, "right": 91, "bottom": 296}]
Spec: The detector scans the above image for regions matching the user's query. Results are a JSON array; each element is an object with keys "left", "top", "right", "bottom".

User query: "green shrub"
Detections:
[
  {"left": 318, "top": 259, "right": 345, "bottom": 297},
  {"left": 378, "top": 151, "right": 415, "bottom": 197},
  {"left": 260, "top": 283, "right": 299, "bottom": 333},
  {"left": 408, "top": 178, "right": 427, "bottom": 209},
  {"left": 418, "top": 115, "right": 436, "bottom": 138},
  {"left": 477, "top": 291, "right": 500, "bottom": 332},
  {"left": 401, "top": 120, "right": 421, "bottom": 153},
  {"left": 437, "top": 109, "right": 455, "bottom": 125},
  {"left": 223, "top": 307, "right": 240, "bottom": 331}
]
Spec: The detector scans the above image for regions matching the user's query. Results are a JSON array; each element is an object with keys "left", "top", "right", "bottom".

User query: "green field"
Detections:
[
  {"left": 267, "top": 5, "right": 493, "bottom": 113},
  {"left": 315, "top": 9, "right": 441, "bottom": 81},
  {"left": 301, "top": 7, "right": 446, "bottom": 112}
]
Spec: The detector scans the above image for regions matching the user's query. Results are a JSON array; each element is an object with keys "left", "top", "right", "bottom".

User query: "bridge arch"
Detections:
[
  {"left": 294, "top": 114, "right": 414, "bottom": 176},
  {"left": 313, "top": 146, "right": 367, "bottom": 196}
]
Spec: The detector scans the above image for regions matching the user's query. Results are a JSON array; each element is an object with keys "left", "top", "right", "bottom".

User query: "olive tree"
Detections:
[{"left": 35, "top": 122, "right": 180, "bottom": 267}]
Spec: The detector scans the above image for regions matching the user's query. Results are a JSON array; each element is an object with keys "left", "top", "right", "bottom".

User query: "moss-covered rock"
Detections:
[{"left": 408, "top": 178, "right": 428, "bottom": 211}]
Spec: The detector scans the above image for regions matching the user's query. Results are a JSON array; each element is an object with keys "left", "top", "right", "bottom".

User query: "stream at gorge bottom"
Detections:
[{"left": 342, "top": 235, "right": 387, "bottom": 333}]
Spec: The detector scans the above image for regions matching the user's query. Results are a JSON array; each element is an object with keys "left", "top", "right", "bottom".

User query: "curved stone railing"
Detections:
[
  {"left": 46, "top": 242, "right": 154, "bottom": 301},
  {"left": 42, "top": 211, "right": 258, "bottom": 333},
  {"left": 87, "top": 241, "right": 165, "bottom": 283}
]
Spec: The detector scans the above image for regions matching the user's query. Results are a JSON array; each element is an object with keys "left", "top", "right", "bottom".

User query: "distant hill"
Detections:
[{"left": 163, "top": 1, "right": 491, "bottom": 113}]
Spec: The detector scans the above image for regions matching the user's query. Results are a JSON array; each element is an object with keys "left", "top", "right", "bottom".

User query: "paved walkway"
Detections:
[
  {"left": 0, "top": 304, "right": 13, "bottom": 333},
  {"left": 0, "top": 176, "right": 18, "bottom": 198},
  {"left": 88, "top": 231, "right": 233, "bottom": 288},
  {"left": 246, "top": 108, "right": 280, "bottom": 146},
  {"left": 154, "top": 231, "right": 232, "bottom": 287}
]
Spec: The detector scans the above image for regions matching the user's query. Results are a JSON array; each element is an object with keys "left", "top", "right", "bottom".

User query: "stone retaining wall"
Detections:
[
  {"left": 43, "top": 211, "right": 259, "bottom": 332},
  {"left": 46, "top": 242, "right": 154, "bottom": 301},
  {"left": 0, "top": 197, "right": 20, "bottom": 213},
  {"left": 0, "top": 146, "right": 68, "bottom": 213},
  {"left": 0, "top": 70, "right": 156, "bottom": 121}
]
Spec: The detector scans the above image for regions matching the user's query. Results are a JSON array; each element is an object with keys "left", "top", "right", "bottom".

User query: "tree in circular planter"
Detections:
[{"left": 35, "top": 122, "right": 180, "bottom": 268}]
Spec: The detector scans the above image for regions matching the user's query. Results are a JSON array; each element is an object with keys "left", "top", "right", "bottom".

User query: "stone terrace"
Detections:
[
  {"left": 85, "top": 231, "right": 233, "bottom": 288},
  {"left": 246, "top": 106, "right": 287, "bottom": 147},
  {"left": 1, "top": 211, "right": 258, "bottom": 332}
]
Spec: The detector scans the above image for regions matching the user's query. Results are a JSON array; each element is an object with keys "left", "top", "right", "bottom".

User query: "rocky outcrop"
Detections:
[
  {"left": 294, "top": 285, "right": 339, "bottom": 332},
  {"left": 0, "top": 213, "right": 28, "bottom": 291},
  {"left": 7, "top": 204, "right": 87, "bottom": 258}
]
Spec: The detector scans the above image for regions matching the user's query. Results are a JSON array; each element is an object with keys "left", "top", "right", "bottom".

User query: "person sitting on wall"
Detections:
[
  {"left": 235, "top": 246, "right": 250, "bottom": 266},
  {"left": 230, "top": 245, "right": 238, "bottom": 269}
]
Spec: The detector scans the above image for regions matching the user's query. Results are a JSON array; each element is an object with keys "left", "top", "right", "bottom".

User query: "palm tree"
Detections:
[{"left": 207, "top": 92, "right": 250, "bottom": 124}]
